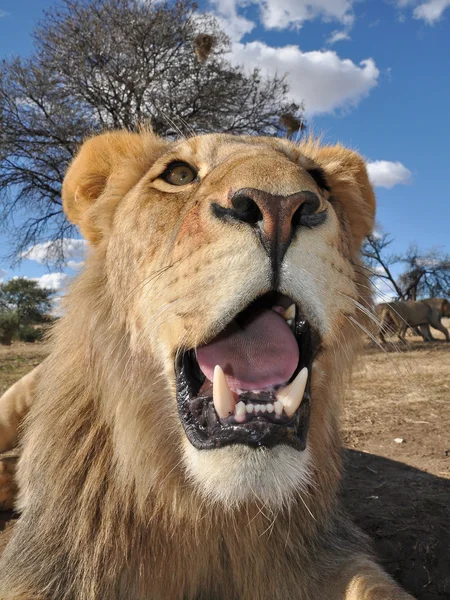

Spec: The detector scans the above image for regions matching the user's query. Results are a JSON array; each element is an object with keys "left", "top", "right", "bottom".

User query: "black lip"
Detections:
[{"left": 175, "top": 296, "right": 320, "bottom": 451}]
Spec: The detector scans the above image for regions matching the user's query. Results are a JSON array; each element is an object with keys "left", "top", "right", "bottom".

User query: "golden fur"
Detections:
[{"left": 0, "top": 131, "right": 413, "bottom": 599}]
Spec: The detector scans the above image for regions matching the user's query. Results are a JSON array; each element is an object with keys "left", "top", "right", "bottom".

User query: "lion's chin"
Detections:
[{"left": 182, "top": 442, "right": 312, "bottom": 510}]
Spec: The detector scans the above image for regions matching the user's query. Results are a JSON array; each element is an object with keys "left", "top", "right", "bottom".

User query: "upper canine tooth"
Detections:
[
  {"left": 276, "top": 367, "right": 308, "bottom": 417},
  {"left": 282, "top": 304, "right": 296, "bottom": 322},
  {"left": 213, "top": 365, "right": 236, "bottom": 419}
]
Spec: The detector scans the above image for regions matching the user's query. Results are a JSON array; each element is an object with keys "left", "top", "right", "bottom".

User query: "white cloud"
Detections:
[
  {"left": 371, "top": 265, "right": 387, "bottom": 275},
  {"left": 230, "top": 42, "right": 379, "bottom": 115},
  {"left": 52, "top": 296, "right": 65, "bottom": 317},
  {"left": 394, "top": 0, "right": 450, "bottom": 23},
  {"left": 21, "top": 238, "right": 86, "bottom": 265},
  {"left": 261, "top": 0, "right": 354, "bottom": 29},
  {"left": 207, "top": 3, "right": 255, "bottom": 41},
  {"left": 416, "top": 256, "right": 440, "bottom": 267},
  {"left": 207, "top": 1, "right": 378, "bottom": 115},
  {"left": 366, "top": 160, "right": 412, "bottom": 188},
  {"left": 0, "top": 268, "right": 7, "bottom": 283},
  {"left": 211, "top": 0, "right": 355, "bottom": 31},
  {"left": 372, "top": 277, "right": 397, "bottom": 304},
  {"left": 0, "top": 10, "right": 8, "bottom": 18},
  {"left": 413, "top": 0, "right": 450, "bottom": 23},
  {"left": 34, "top": 272, "right": 69, "bottom": 291},
  {"left": 326, "top": 29, "right": 351, "bottom": 44},
  {"left": 66, "top": 260, "right": 85, "bottom": 270}
]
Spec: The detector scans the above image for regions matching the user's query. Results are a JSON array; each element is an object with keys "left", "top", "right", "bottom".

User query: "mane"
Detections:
[
  {"left": 6, "top": 242, "right": 359, "bottom": 597},
  {"left": 0, "top": 131, "right": 384, "bottom": 600}
]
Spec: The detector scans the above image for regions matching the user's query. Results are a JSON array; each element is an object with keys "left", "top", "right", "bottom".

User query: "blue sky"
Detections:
[{"left": 1, "top": 0, "right": 449, "bottom": 299}]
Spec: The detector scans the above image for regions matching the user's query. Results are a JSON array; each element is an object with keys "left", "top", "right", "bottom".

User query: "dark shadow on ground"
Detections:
[{"left": 342, "top": 449, "right": 450, "bottom": 600}]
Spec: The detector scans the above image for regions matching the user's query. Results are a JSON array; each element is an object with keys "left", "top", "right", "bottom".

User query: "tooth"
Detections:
[
  {"left": 235, "top": 401, "right": 246, "bottom": 422},
  {"left": 274, "top": 401, "right": 283, "bottom": 416},
  {"left": 276, "top": 367, "right": 308, "bottom": 417},
  {"left": 282, "top": 304, "right": 296, "bottom": 322},
  {"left": 266, "top": 403, "right": 274, "bottom": 413},
  {"left": 246, "top": 403, "right": 254, "bottom": 414},
  {"left": 235, "top": 401, "right": 246, "bottom": 415},
  {"left": 259, "top": 404, "right": 267, "bottom": 413},
  {"left": 213, "top": 365, "right": 236, "bottom": 419}
]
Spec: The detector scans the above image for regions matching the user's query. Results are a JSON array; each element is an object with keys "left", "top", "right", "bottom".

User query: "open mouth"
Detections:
[{"left": 176, "top": 292, "right": 320, "bottom": 450}]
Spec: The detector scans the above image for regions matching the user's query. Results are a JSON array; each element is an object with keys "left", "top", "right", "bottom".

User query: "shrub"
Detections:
[
  {"left": 0, "top": 311, "right": 20, "bottom": 345},
  {"left": 18, "top": 325, "right": 44, "bottom": 343}
]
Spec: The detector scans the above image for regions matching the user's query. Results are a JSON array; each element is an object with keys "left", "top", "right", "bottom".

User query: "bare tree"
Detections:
[
  {"left": 362, "top": 232, "right": 450, "bottom": 301},
  {"left": 361, "top": 233, "right": 404, "bottom": 300},
  {"left": 0, "top": 0, "right": 303, "bottom": 264},
  {"left": 398, "top": 245, "right": 450, "bottom": 300}
]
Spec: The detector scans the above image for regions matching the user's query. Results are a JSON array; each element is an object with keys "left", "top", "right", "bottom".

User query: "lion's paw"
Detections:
[{"left": 0, "top": 454, "right": 18, "bottom": 511}]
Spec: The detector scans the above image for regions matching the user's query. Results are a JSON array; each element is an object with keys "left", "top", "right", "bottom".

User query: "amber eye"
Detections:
[{"left": 161, "top": 162, "right": 197, "bottom": 186}]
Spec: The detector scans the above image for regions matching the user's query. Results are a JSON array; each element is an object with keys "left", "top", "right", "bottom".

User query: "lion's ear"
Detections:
[
  {"left": 62, "top": 130, "right": 167, "bottom": 243},
  {"left": 301, "top": 141, "right": 376, "bottom": 251}
]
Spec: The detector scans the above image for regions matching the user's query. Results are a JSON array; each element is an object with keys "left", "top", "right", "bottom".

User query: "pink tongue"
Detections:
[{"left": 196, "top": 309, "right": 299, "bottom": 391}]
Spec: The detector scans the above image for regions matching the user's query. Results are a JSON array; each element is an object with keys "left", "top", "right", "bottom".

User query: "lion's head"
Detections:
[{"left": 55, "top": 130, "right": 375, "bottom": 511}]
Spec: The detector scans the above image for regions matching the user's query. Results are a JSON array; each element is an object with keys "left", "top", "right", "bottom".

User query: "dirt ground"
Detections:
[
  {"left": 341, "top": 321, "right": 450, "bottom": 600},
  {"left": 0, "top": 330, "right": 449, "bottom": 599}
]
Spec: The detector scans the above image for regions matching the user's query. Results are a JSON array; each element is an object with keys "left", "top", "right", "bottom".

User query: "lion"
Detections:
[
  {"left": 378, "top": 299, "right": 450, "bottom": 343},
  {"left": 0, "top": 365, "right": 42, "bottom": 454},
  {"left": 0, "top": 130, "right": 414, "bottom": 599}
]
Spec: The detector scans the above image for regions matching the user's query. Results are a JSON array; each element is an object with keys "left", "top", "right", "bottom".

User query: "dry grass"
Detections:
[
  {"left": 0, "top": 343, "right": 48, "bottom": 396},
  {"left": 344, "top": 319, "right": 450, "bottom": 478}
]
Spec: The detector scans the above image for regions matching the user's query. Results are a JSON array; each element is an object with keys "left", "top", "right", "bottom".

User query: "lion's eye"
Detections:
[{"left": 161, "top": 162, "right": 197, "bottom": 186}]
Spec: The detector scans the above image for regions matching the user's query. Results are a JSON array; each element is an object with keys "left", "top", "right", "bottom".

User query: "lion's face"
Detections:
[{"left": 62, "top": 131, "right": 375, "bottom": 508}]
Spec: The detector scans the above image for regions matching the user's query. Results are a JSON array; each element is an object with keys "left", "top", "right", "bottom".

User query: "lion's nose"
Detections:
[{"left": 212, "top": 187, "right": 322, "bottom": 268}]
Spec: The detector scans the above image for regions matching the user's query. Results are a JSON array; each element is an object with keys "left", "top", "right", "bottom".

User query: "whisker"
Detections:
[
  {"left": 340, "top": 293, "right": 405, "bottom": 353},
  {"left": 345, "top": 314, "right": 393, "bottom": 357},
  {"left": 297, "top": 491, "right": 316, "bottom": 522},
  {"left": 156, "top": 109, "right": 186, "bottom": 140}
]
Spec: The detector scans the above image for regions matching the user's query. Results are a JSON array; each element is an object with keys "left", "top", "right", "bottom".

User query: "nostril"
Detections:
[
  {"left": 231, "top": 194, "right": 263, "bottom": 225},
  {"left": 291, "top": 192, "right": 321, "bottom": 230},
  {"left": 299, "top": 191, "right": 321, "bottom": 215}
]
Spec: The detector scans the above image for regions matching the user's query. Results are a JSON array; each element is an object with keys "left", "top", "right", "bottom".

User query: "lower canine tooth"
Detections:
[
  {"left": 277, "top": 367, "right": 308, "bottom": 417},
  {"left": 213, "top": 365, "right": 236, "bottom": 419},
  {"left": 274, "top": 401, "right": 283, "bottom": 416}
]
